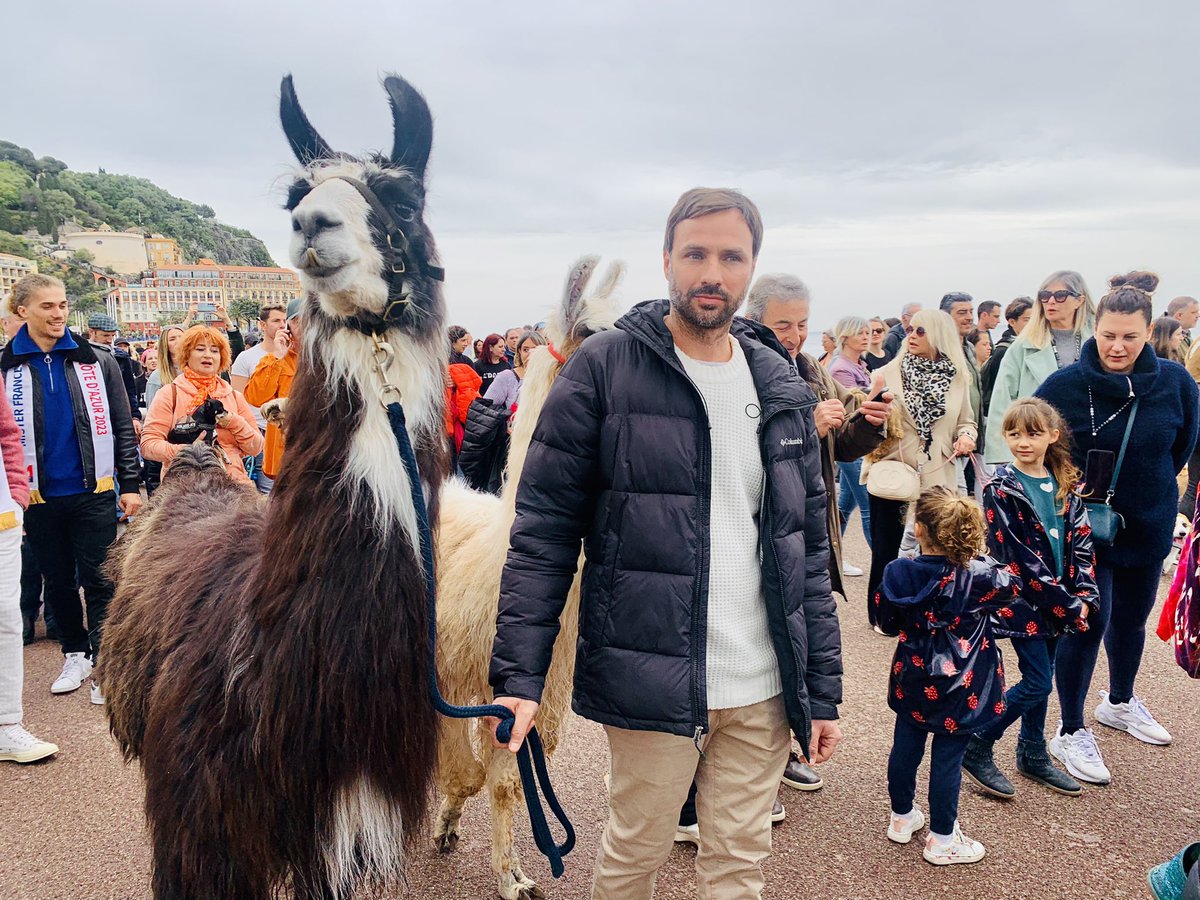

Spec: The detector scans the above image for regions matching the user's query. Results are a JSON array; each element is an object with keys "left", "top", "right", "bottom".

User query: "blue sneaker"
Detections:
[{"left": 1148, "top": 843, "right": 1199, "bottom": 900}]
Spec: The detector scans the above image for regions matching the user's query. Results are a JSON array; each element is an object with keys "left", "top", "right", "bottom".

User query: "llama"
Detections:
[
  {"left": 432, "top": 256, "right": 623, "bottom": 900},
  {"left": 99, "top": 73, "right": 449, "bottom": 899}
]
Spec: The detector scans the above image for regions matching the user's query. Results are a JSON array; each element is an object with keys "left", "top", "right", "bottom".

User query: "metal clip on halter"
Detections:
[{"left": 371, "top": 334, "right": 403, "bottom": 409}]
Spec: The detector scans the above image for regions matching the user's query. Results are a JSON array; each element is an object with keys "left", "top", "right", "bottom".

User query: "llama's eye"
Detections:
[{"left": 394, "top": 207, "right": 415, "bottom": 223}]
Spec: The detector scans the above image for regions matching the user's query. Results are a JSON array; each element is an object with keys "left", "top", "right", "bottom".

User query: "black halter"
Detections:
[{"left": 328, "top": 175, "right": 445, "bottom": 335}]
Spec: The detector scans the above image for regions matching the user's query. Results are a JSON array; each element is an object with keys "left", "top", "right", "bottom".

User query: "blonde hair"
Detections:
[
  {"left": 899, "top": 309, "right": 970, "bottom": 378},
  {"left": 834, "top": 315, "right": 869, "bottom": 349},
  {"left": 9, "top": 273, "right": 65, "bottom": 316},
  {"left": 914, "top": 486, "right": 985, "bottom": 567},
  {"left": 156, "top": 325, "right": 186, "bottom": 383},
  {"left": 174, "top": 326, "right": 232, "bottom": 373},
  {"left": 1022, "top": 270, "right": 1096, "bottom": 350}
]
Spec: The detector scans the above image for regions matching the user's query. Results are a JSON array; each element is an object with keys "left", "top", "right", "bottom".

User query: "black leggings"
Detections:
[
  {"left": 1181, "top": 447, "right": 1200, "bottom": 519},
  {"left": 867, "top": 494, "right": 909, "bottom": 625},
  {"left": 1054, "top": 560, "right": 1161, "bottom": 732}
]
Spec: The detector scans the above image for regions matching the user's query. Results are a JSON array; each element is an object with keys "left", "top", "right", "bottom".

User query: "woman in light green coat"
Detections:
[{"left": 984, "top": 270, "right": 1096, "bottom": 463}]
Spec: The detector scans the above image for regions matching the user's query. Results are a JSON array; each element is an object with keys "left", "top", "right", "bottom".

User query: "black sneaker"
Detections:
[
  {"left": 962, "top": 735, "right": 1016, "bottom": 799},
  {"left": 1016, "top": 737, "right": 1082, "bottom": 796},
  {"left": 22, "top": 614, "right": 34, "bottom": 646},
  {"left": 780, "top": 752, "right": 824, "bottom": 791}
]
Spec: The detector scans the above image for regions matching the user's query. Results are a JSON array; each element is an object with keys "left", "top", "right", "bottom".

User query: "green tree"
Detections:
[
  {"left": 0, "top": 161, "right": 31, "bottom": 207},
  {"left": 0, "top": 232, "right": 31, "bottom": 257},
  {"left": 72, "top": 248, "right": 94, "bottom": 264},
  {"left": 230, "top": 297, "right": 260, "bottom": 331}
]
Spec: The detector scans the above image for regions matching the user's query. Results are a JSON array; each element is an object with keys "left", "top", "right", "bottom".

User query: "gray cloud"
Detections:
[{"left": 7, "top": 1, "right": 1199, "bottom": 339}]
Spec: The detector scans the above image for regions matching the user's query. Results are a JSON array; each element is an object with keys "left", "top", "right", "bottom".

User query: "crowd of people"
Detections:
[{"left": 1, "top": 183, "right": 1199, "bottom": 898}]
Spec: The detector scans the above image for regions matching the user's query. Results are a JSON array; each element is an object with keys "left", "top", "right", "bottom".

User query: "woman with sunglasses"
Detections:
[
  {"left": 984, "top": 271, "right": 1096, "bottom": 464},
  {"left": 865, "top": 317, "right": 890, "bottom": 372},
  {"left": 862, "top": 310, "right": 978, "bottom": 624},
  {"left": 1035, "top": 271, "right": 1197, "bottom": 785}
]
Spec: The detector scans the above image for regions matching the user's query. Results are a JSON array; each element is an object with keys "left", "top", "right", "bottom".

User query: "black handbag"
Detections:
[{"left": 1084, "top": 398, "right": 1138, "bottom": 547}]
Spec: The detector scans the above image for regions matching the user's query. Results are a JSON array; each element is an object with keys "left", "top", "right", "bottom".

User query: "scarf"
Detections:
[
  {"left": 900, "top": 351, "right": 956, "bottom": 454},
  {"left": 4, "top": 360, "right": 116, "bottom": 503},
  {"left": 182, "top": 367, "right": 223, "bottom": 414}
]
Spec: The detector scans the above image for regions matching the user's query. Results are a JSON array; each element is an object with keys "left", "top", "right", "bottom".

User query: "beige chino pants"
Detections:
[{"left": 591, "top": 694, "right": 790, "bottom": 900}]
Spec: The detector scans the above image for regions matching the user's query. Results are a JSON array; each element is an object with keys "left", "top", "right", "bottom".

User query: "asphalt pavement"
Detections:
[{"left": 3, "top": 527, "right": 1196, "bottom": 899}]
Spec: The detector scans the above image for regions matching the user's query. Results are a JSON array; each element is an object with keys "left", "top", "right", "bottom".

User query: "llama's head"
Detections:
[
  {"left": 543, "top": 255, "right": 625, "bottom": 367},
  {"left": 280, "top": 74, "right": 444, "bottom": 340},
  {"left": 502, "top": 256, "right": 624, "bottom": 502}
]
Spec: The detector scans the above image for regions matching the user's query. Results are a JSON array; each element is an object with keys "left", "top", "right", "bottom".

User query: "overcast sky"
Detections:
[{"left": 8, "top": 2, "right": 1199, "bottom": 349}]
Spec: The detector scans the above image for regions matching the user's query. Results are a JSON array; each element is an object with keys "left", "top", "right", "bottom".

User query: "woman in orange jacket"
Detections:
[{"left": 141, "top": 326, "right": 264, "bottom": 484}]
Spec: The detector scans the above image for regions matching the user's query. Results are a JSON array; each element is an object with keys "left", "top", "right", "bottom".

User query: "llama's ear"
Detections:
[
  {"left": 592, "top": 261, "right": 626, "bottom": 304},
  {"left": 280, "top": 75, "right": 334, "bottom": 165},
  {"left": 383, "top": 75, "right": 433, "bottom": 179},
  {"left": 560, "top": 255, "right": 600, "bottom": 329}
]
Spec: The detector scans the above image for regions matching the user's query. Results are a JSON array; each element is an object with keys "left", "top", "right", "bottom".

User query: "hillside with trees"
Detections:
[{"left": 0, "top": 140, "right": 274, "bottom": 267}]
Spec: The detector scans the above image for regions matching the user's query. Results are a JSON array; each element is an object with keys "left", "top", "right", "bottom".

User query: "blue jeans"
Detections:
[
  {"left": 1055, "top": 561, "right": 1160, "bottom": 732},
  {"left": 252, "top": 446, "right": 274, "bottom": 496},
  {"left": 838, "top": 459, "right": 871, "bottom": 549},
  {"left": 887, "top": 715, "right": 970, "bottom": 835},
  {"left": 980, "top": 637, "right": 1056, "bottom": 743}
]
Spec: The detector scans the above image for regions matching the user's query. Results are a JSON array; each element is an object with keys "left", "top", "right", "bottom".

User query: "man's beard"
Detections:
[{"left": 668, "top": 282, "right": 743, "bottom": 332}]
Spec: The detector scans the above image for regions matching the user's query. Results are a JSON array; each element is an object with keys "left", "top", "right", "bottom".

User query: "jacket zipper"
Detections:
[
  {"left": 675, "top": 367, "right": 712, "bottom": 755},
  {"left": 757, "top": 401, "right": 816, "bottom": 751}
]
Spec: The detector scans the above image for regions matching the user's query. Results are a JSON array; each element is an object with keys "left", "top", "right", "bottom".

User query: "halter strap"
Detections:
[{"left": 325, "top": 175, "right": 444, "bottom": 335}]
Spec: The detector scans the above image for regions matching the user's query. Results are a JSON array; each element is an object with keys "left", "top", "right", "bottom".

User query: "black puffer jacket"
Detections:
[
  {"left": 458, "top": 396, "right": 509, "bottom": 494},
  {"left": 490, "top": 299, "right": 842, "bottom": 755}
]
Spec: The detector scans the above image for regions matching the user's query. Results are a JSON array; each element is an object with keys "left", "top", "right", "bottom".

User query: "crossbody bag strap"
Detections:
[{"left": 1107, "top": 398, "right": 1140, "bottom": 502}]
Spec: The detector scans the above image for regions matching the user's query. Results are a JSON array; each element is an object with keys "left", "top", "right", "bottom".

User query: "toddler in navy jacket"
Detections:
[{"left": 874, "top": 486, "right": 1020, "bottom": 866}]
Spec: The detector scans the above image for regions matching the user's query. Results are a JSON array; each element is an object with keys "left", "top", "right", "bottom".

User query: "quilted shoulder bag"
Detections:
[{"left": 867, "top": 437, "right": 921, "bottom": 503}]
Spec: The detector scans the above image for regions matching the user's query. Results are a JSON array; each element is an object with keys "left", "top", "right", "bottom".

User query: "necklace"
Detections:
[
  {"left": 1051, "top": 329, "right": 1081, "bottom": 367},
  {"left": 1088, "top": 386, "right": 1133, "bottom": 438}
]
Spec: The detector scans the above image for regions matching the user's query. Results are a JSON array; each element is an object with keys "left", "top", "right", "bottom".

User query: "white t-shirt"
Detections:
[
  {"left": 231, "top": 343, "right": 270, "bottom": 430},
  {"left": 676, "top": 337, "right": 781, "bottom": 710}
]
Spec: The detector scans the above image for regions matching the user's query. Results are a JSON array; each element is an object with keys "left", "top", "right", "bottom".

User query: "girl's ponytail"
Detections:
[{"left": 914, "top": 487, "right": 985, "bottom": 567}]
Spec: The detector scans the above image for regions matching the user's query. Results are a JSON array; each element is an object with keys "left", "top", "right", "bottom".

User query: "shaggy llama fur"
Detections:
[{"left": 431, "top": 256, "right": 623, "bottom": 900}]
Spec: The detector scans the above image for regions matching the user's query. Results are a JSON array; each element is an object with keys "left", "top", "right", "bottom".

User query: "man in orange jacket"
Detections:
[{"left": 243, "top": 299, "right": 300, "bottom": 480}]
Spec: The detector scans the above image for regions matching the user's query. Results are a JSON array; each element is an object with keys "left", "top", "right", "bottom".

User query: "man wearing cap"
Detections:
[
  {"left": 2, "top": 275, "right": 141, "bottom": 705},
  {"left": 243, "top": 298, "right": 302, "bottom": 484},
  {"left": 231, "top": 300, "right": 288, "bottom": 494},
  {"left": 87, "top": 313, "right": 142, "bottom": 434}
]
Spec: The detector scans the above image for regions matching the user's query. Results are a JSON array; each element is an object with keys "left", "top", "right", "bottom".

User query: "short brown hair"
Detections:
[
  {"left": 9, "top": 273, "right": 65, "bottom": 316},
  {"left": 258, "top": 300, "right": 287, "bottom": 322},
  {"left": 174, "top": 325, "right": 232, "bottom": 373},
  {"left": 664, "top": 188, "right": 763, "bottom": 259}
]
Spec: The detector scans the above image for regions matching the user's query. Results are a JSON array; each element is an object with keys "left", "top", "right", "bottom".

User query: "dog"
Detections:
[{"left": 1164, "top": 513, "right": 1192, "bottom": 576}]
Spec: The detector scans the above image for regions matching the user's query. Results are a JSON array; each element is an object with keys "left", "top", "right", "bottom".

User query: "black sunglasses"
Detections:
[
  {"left": 904, "top": 326, "right": 927, "bottom": 337},
  {"left": 1038, "top": 289, "right": 1080, "bottom": 303},
  {"left": 871, "top": 327, "right": 886, "bottom": 334}
]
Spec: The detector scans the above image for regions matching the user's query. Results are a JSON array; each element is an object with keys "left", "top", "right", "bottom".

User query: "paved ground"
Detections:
[{"left": 3, "top": 527, "right": 1197, "bottom": 899}]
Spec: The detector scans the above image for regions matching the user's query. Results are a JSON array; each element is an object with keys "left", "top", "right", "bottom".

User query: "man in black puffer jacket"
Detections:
[{"left": 488, "top": 189, "right": 842, "bottom": 898}]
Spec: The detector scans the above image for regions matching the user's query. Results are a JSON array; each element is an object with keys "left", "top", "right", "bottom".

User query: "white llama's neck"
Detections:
[{"left": 319, "top": 327, "right": 444, "bottom": 551}]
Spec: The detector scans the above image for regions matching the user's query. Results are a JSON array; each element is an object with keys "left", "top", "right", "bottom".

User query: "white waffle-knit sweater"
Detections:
[{"left": 676, "top": 338, "right": 782, "bottom": 710}]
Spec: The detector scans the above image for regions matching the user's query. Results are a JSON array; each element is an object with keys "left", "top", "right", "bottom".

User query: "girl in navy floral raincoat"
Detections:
[
  {"left": 965, "top": 398, "right": 1099, "bottom": 799},
  {"left": 876, "top": 487, "right": 1019, "bottom": 866}
]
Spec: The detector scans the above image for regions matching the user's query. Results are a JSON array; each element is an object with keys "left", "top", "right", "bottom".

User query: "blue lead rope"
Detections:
[{"left": 386, "top": 402, "right": 576, "bottom": 877}]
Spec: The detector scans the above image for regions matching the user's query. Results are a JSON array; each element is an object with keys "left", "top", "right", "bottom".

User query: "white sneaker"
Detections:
[
  {"left": 923, "top": 823, "right": 986, "bottom": 865},
  {"left": 1049, "top": 723, "right": 1111, "bottom": 784},
  {"left": 89, "top": 679, "right": 105, "bottom": 706},
  {"left": 887, "top": 806, "right": 926, "bottom": 844},
  {"left": 674, "top": 822, "right": 700, "bottom": 846},
  {"left": 842, "top": 561, "right": 864, "bottom": 577},
  {"left": 0, "top": 724, "right": 59, "bottom": 763},
  {"left": 50, "top": 653, "right": 92, "bottom": 694},
  {"left": 1094, "top": 691, "right": 1171, "bottom": 745}
]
